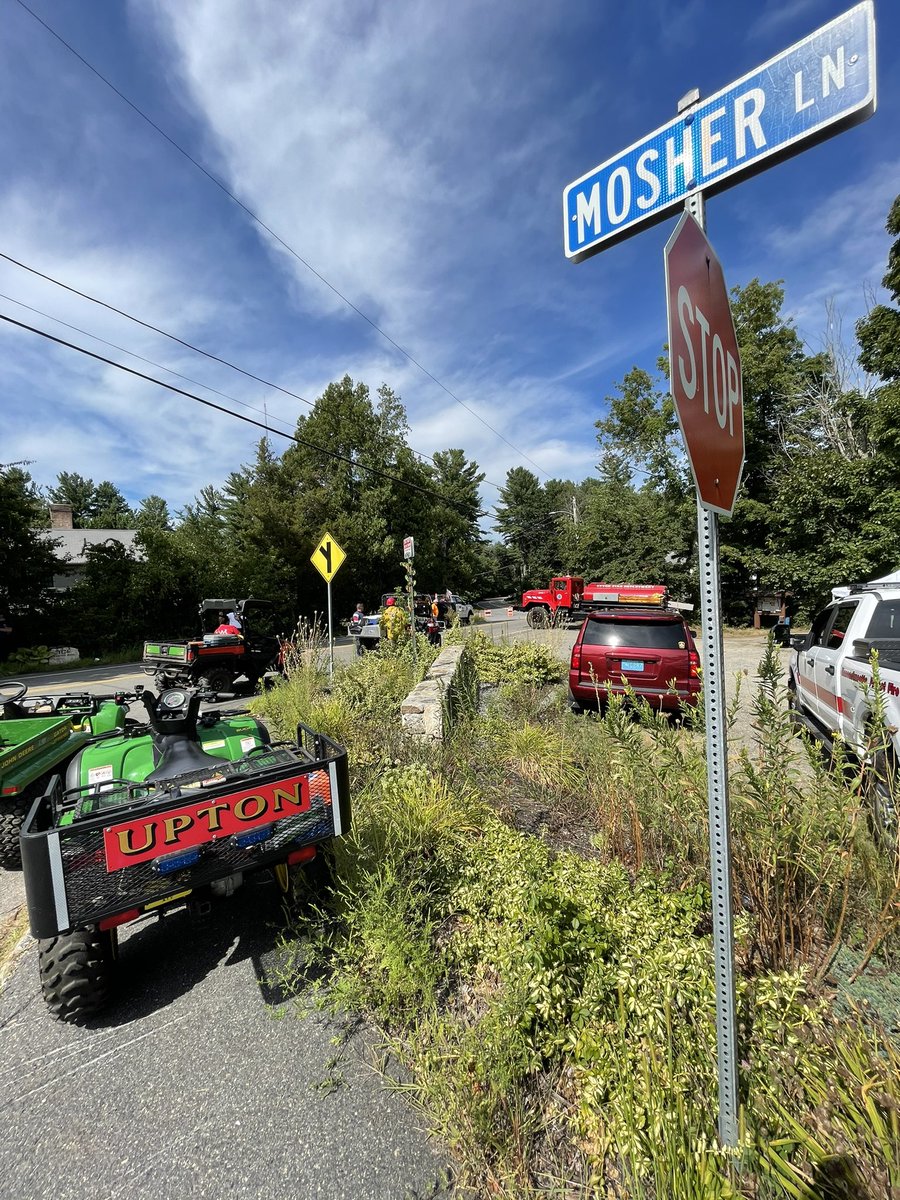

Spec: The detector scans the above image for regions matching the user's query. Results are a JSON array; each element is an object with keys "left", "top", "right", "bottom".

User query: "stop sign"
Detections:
[{"left": 664, "top": 212, "right": 744, "bottom": 516}]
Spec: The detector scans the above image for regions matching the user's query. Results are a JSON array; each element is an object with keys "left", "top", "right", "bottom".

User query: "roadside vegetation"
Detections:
[{"left": 254, "top": 629, "right": 900, "bottom": 1198}]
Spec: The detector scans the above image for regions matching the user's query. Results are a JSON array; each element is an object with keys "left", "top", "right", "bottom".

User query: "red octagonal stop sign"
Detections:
[{"left": 665, "top": 212, "right": 744, "bottom": 516}]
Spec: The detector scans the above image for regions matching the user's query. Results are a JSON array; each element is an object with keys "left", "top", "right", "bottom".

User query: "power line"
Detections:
[
  {"left": 13, "top": 0, "right": 552, "bottom": 480},
  {"left": 0, "top": 290, "right": 299, "bottom": 438},
  {"left": 0, "top": 311, "right": 483, "bottom": 512},
  {"left": 0, "top": 250, "right": 317, "bottom": 413},
  {"left": 0, "top": 252, "right": 506, "bottom": 491}
]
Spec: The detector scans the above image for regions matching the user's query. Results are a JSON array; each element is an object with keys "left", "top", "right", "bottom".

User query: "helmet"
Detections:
[{"left": 386, "top": 596, "right": 396, "bottom": 606}]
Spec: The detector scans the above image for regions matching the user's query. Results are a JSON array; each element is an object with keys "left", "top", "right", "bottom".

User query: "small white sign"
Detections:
[{"left": 403, "top": 536, "right": 415, "bottom": 560}]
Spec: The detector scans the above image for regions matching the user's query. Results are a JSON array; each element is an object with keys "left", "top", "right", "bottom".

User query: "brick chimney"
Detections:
[{"left": 49, "top": 504, "right": 74, "bottom": 530}]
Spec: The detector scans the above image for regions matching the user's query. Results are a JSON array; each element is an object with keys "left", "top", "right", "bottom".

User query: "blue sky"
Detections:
[{"left": 1, "top": 0, "right": 896, "bottom": 521}]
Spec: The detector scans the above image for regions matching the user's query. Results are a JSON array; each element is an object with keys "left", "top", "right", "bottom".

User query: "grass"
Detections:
[{"left": 255, "top": 630, "right": 900, "bottom": 1198}]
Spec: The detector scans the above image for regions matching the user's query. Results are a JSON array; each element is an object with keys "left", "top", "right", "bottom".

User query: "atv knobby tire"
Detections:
[
  {"left": 0, "top": 786, "right": 37, "bottom": 867},
  {"left": 38, "top": 927, "right": 116, "bottom": 1022},
  {"left": 198, "top": 668, "right": 234, "bottom": 694}
]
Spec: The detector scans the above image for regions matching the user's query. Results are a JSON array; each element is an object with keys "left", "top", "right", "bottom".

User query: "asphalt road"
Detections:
[{"left": 0, "top": 880, "right": 451, "bottom": 1200}]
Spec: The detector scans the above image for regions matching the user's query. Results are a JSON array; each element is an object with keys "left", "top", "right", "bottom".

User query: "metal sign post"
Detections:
[
  {"left": 685, "top": 179, "right": 738, "bottom": 1147},
  {"left": 310, "top": 531, "right": 347, "bottom": 682},
  {"left": 404, "top": 536, "right": 417, "bottom": 671},
  {"left": 696, "top": 493, "right": 739, "bottom": 1147}
]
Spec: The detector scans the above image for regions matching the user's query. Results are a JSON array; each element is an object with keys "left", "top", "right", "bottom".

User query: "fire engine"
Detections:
[{"left": 516, "top": 578, "right": 669, "bottom": 627}]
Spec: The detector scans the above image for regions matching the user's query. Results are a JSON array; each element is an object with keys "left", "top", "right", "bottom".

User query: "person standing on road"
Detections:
[
  {"left": 349, "top": 603, "right": 367, "bottom": 656},
  {"left": 380, "top": 595, "right": 408, "bottom": 643}
]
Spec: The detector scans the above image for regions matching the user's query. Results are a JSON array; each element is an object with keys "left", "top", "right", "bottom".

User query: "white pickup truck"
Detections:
[{"left": 789, "top": 583, "right": 900, "bottom": 839}]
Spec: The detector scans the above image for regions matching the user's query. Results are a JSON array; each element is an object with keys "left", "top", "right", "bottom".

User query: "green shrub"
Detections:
[{"left": 446, "top": 629, "right": 564, "bottom": 687}]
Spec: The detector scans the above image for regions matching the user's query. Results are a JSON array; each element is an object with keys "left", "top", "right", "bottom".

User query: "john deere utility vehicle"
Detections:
[
  {"left": 20, "top": 683, "right": 349, "bottom": 1021},
  {"left": 142, "top": 598, "right": 285, "bottom": 694},
  {"left": 0, "top": 682, "right": 131, "bottom": 867}
]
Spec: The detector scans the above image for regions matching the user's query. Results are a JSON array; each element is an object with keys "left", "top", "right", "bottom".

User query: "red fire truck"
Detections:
[{"left": 516, "top": 578, "right": 669, "bottom": 627}]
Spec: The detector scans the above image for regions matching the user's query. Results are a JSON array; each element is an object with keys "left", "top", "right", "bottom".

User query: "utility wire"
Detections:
[
  {"left": 0, "top": 311, "right": 483, "bottom": 512},
  {"left": 0, "top": 250, "right": 316, "bottom": 413},
  {"left": 0, "top": 253, "right": 506, "bottom": 490},
  {"left": 0, "top": 290, "right": 298, "bottom": 438},
  {"left": 13, "top": 0, "right": 551, "bottom": 480}
]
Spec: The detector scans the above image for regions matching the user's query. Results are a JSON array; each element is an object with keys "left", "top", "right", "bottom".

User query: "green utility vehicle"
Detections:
[
  {"left": 0, "top": 682, "right": 130, "bottom": 866},
  {"left": 21, "top": 684, "right": 350, "bottom": 1022},
  {"left": 142, "top": 598, "right": 285, "bottom": 694}
]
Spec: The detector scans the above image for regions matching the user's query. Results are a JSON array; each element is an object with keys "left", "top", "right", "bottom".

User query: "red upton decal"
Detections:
[{"left": 103, "top": 772, "right": 327, "bottom": 872}]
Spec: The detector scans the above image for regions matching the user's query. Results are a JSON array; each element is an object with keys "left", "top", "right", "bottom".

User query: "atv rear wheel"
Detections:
[
  {"left": 0, "top": 782, "right": 40, "bottom": 867},
  {"left": 198, "top": 667, "right": 234, "bottom": 694},
  {"left": 38, "top": 927, "right": 117, "bottom": 1022}
]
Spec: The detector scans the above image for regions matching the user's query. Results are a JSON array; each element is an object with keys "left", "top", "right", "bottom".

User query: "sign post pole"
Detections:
[
  {"left": 562, "top": 0, "right": 877, "bottom": 1153},
  {"left": 404, "top": 536, "right": 417, "bottom": 672},
  {"left": 326, "top": 578, "right": 334, "bottom": 682},
  {"left": 685, "top": 186, "right": 739, "bottom": 1149}
]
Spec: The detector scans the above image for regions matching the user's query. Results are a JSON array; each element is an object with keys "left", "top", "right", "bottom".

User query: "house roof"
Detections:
[{"left": 37, "top": 528, "right": 142, "bottom": 565}]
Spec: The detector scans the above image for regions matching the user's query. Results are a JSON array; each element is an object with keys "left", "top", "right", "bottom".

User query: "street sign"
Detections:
[
  {"left": 403, "top": 536, "right": 415, "bottom": 560},
  {"left": 311, "top": 531, "right": 346, "bottom": 583},
  {"left": 665, "top": 211, "right": 744, "bottom": 516},
  {"left": 564, "top": 1, "right": 875, "bottom": 260}
]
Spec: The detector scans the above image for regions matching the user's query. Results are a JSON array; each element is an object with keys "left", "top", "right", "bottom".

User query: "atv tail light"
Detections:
[
  {"left": 287, "top": 845, "right": 317, "bottom": 867},
  {"left": 232, "top": 823, "right": 274, "bottom": 850},
  {"left": 152, "top": 847, "right": 202, "bottom": 875},
  {"left": 2, "top": 785, "right": 19, "bottom": 796},
  {"left": 99, "top": 908, "right": 140, "bottom": 931}
]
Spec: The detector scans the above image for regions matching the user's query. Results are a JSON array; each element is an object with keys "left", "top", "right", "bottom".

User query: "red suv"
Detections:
[{"left": 569, "top": 604, "right": 700, "bottom": 714}]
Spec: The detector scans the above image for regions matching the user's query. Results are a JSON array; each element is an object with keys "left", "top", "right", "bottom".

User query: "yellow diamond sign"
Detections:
[{"left": 311, "top": 531, "right": 346, "bottom": 583}]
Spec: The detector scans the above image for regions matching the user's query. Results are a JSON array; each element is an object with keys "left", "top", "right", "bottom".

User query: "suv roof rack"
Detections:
[{"left": 848, "top": 582, "right": 900, "bottom": 595}]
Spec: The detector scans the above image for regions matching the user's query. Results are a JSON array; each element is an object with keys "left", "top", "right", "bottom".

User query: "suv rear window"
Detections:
[{"left": 582, "top": 617, "right": 687, "bottom": 650}]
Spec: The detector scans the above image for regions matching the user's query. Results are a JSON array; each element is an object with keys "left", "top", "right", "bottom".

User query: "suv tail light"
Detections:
[
  {"left": 689, "top": 648, "right": 700, "bottom": 678},
  {"left": 571, "top": 643, "right": 582, "bottom": 672}
]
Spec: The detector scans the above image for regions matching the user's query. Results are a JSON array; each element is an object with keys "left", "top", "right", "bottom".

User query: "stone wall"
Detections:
[{"left": 400, "top": 643, "right": 477, "bottom": 740}]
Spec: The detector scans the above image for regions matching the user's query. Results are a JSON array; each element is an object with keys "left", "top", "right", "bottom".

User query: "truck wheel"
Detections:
[
  {"left": 526, "top": 607, "right": 549, "bottom": 629},
  {"left": 0, "top": 789, "right": 34, "bottom": 867},
  {"left": 198, "top": 668, "right": 233, "bottom": 694},
  {"left": 866, "top": 747, "right": 898, "bottom": 845},
  {"left": 38, "top": 927, "right": 116, "bottom": 1022}
]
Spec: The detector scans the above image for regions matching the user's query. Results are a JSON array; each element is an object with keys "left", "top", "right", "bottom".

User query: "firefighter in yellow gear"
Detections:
[{"left": 379, "top": 596, "right": 409, "bottom": 642}]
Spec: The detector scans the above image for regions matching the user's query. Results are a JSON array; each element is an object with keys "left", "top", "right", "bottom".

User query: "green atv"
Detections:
[
  {"left": 21, "top": 683, "right": 350, "bottom": 1022},
  {"left": 0, "top": 682, "right": 131, "bottom": 867}
]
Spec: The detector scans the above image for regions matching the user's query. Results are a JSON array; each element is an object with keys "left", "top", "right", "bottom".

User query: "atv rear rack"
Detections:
[{"left": 21, "top": 723, "right": 350, "bottom": 938}]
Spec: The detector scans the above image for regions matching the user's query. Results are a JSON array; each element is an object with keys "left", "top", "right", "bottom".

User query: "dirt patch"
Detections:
[
  {"left": 490, "top": 781, "right": 600, "bottom": 861},
  {"left": 0, "top": 906, "right": 29, "bottom": 988}
]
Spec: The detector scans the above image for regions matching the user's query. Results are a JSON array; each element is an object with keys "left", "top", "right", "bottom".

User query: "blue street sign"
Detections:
[{"left": 564, "top": 1, "right": 876, "bottom": 262}]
